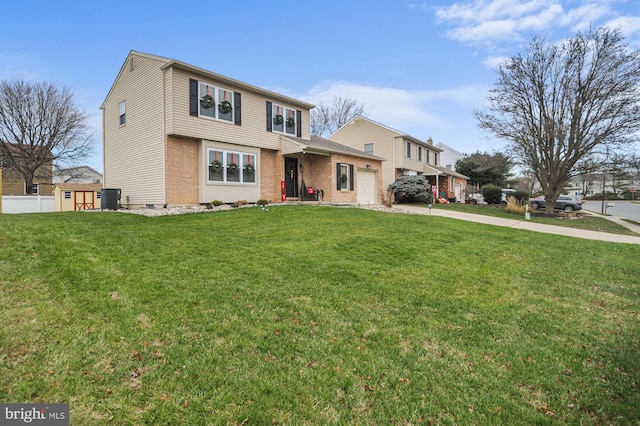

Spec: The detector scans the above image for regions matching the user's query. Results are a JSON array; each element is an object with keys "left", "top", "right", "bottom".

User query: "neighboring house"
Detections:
[
  {"left": 54, "top": 183, "right": 103, "bottom": 211},
  {"left": 329, "top": 116, "right": 468, "bottom": 202},
  {"left": 436, "top": 142, "right": 465, "bottom": 172},
  {"left": 0, "top": 143, "right": 53, "bottom": 196},
  {"left": 53, "top": 166, "right": 103, "bottom": 184},
  {"left": 101, "top": 51, "right": 382, "bottom": 208}
]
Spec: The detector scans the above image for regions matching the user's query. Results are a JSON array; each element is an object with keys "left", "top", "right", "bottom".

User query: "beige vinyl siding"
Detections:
[
  {"left": 103, "top": 53, "right": 168, "bottom": 206},
  {"left": 330, "top": 119, "right": 398, "bottom": 191},
  {"left": 168, "top": 69, "right": 310, "bottom": 148}
]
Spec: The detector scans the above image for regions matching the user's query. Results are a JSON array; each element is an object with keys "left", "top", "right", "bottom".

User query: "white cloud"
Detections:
[
  {"left": 433, "top": 0, "right": 633, "bottom": 46},
  {"left": 482, "top": 55, "right": 510, "bottom": 69},
  {"left": 604, "top": 16, "right": 640, "bottom": 47},
  {"left": 299, "top": 81, "right": 491, "bottom": 151},
  {"left": 436, "top": 0, "right": 565, "bottom": 44}
]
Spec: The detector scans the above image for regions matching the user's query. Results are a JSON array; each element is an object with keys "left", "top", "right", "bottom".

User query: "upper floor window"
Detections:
[
  {"left": 363, "top": 143, "right": 373, "bottom": 154},
  {"left": 271, "top": 103, "right": 296, "bottom": 135},
  {"left": 208, "top": 148, "right": 256, "bottom": 184},
  {"left": 434, "top": 152, "right": 438, "bottom": 166},
  {"left": 267, "top": 101, "right": 301, "bottom": 137},
  {"left": 426, "top": 149, "right": 430, "bottom": 164},
  {"left": 199, "top": 83, "right": 234, "bottom": 123},
  {"left": 119, "top": 101, "right": 126, "bottom": 126},
  {"left": 406, "top": 142, "right": 411, "bottom": 158},
  {"left": 417, "top": 146, "right": 422, "bottom": 162}
]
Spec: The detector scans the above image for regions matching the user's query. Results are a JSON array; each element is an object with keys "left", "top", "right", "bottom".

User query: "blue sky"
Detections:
[{"left": 2, "top": 0, "right": 639, "bottom": 172}]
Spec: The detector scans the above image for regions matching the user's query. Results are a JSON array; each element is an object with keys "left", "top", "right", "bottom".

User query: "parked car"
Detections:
[
  {"left": 467, "top": 189, "right": 516, "bottom": 205},
  {"left": 529, "top": 195, "right": 582, "bottom": 212}
]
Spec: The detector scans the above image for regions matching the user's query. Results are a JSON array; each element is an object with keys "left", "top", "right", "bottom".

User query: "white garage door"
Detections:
[{"left": 357, "top": 170, "right": 377, "bottom": 205}]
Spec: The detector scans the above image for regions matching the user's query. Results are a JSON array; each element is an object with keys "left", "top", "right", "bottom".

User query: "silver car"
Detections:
[{"left": 529, "top": 195, "right": 583, "bottom": 212}]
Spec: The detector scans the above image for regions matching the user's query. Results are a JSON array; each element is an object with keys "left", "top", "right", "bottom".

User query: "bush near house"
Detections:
[
  {"left": 388, "top": 175, "right": 433, "bottom": 204},
  {"left": 481, "top": 184, "right": 502, "bottom": 204}
]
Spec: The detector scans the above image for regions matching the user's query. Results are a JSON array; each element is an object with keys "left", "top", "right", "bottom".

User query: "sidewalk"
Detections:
[{"left": 394, "top": 205, "right": 640, "bottom": 245}]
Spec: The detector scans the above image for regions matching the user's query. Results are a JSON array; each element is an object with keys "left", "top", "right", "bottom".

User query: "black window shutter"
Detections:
[
  {"left": 266, "top": 101, "right": 273, "bottom": 132},
  {"left": 349, "top": 164, "right": 354, "bottom": 191},
  {"left": 336, "top": 163, "right": 342, "bottom": 191},
  {"left": 189, "top": 79, "right": 198, "bottom": 116},
  {"left": 234, "top": 92, "right": 241, "bottom": 126},
  {"left": 296, "top": 110, "right": 302, "bottom": 137}
]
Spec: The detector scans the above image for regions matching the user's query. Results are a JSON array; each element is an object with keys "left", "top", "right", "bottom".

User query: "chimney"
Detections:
[{"left": 427, "top": 137, "right": 433, "bottom": 145}]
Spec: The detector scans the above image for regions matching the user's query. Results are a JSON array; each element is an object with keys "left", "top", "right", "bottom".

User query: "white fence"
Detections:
[{"left": 1, "top": 196, "right": 55, "bottom": 214}]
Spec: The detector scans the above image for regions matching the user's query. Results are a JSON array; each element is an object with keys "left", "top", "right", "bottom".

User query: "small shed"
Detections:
[{"left": 54, "top": 183, "right": 103, "bottom": 211}]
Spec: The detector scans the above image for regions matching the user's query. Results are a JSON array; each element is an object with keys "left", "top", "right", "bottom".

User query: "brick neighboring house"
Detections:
[
  {"left": 329, "top": 116, "right": 468, "bottom": 202},
  {"left": 101, "top": 51, "right": 383, "bottom": 208},
  {"left": 0, "top": 142, "right": 53, "bottom": 196}
]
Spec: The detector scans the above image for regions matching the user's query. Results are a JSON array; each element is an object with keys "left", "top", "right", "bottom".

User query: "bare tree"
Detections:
[
  {"left": 475, "top": 26, "right": 640, "bottom": 214},
  {"left": 0, "top": 80, "right": 94, "bottom": 194},
  {"left": 310, "top": 95, "right": 365, "bottom": 137}
]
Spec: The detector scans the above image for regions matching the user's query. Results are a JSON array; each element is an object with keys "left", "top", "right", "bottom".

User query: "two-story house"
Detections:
[
  {"left": 101, "top": 51, "right": 383, "bottom": 208},
  {"left": 329, "top": 116, "right": 468, "bottom": 202}
]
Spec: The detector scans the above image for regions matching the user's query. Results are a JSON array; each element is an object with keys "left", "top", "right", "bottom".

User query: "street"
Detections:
[{"left": 582, "top": 200, "right": 640, "bottom": 222}]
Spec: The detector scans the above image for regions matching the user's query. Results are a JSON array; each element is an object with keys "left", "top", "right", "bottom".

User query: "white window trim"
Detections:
[
  {"left": 198, "top": 82, "right": 234, "bottom": 123},
  {"left": 363, "top": 142, "right": 374, "bottom": 154},
  {"left": 271, "top": 103, "right": 297, "bottom": 136},
  {"left": 119, "top": 100, "right": 126, "bottom": 126},
  {"left": 340, "top": 164, "right": 349, "bottom": 190},
  {"left": 207, "top": 148, "right": 257, "bottom": 184}
]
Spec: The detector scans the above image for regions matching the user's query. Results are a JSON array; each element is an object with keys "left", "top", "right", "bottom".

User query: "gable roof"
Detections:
[
  {"left": 102, "top": 50, "right": 315, "bottom": 110},
  {"left": 330, "top": 115, "right": 443, "bottom": 151},
  {"left": 54, "top": 183, "right": 103, "bottom": 191},
  {"left": 281, "top": 135, "right": 385, "bottom": 161}
]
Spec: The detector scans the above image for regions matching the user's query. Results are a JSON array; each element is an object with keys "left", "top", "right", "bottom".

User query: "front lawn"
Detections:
[{"left": 1, "top": 206, "right": 638, "bottom": 424}]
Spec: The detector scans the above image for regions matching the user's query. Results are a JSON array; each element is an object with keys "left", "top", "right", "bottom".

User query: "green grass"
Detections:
[
  {"left": 1, "top": 206, "right": 639, "bottom": 425},
  {"left": 429, "top": 203, "right": 638, "bottom": 235}
]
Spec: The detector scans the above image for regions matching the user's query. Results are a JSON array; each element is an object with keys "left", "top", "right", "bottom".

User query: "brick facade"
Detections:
[
  {"left": 166, "top": 136, "right": 199, "bottom": 205},
  {"left": 260, "top": 149, "right": 283, "bottom": 202}
]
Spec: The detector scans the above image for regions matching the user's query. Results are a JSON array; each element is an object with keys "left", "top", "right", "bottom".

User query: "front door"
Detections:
[{"left": 284, "top": 157, "right": 298, "bottom": 198}]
